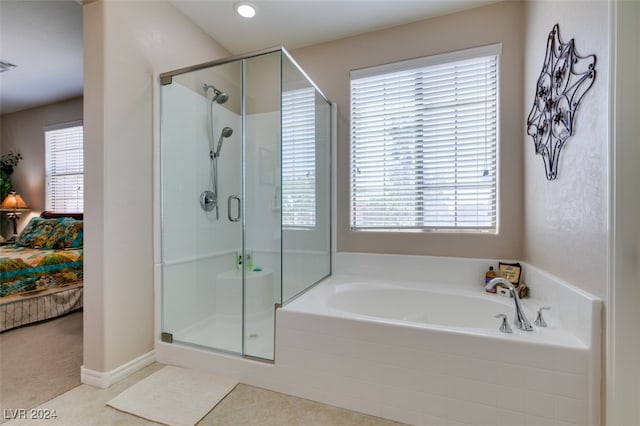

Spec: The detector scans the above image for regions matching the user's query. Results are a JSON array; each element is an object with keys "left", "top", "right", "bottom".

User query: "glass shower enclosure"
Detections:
[{"left": 159, "top": 48, "right": 331, "bottom": 361}]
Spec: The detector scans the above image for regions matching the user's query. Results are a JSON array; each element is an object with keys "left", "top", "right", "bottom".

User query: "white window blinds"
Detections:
[
  {"left": 350, "top": 45, "right": 499, "bottom": 231},
  {"left": 282, "top": 87, "right": 316, "bottom": 228},
  {"left": 45, "top": 123, "right": 84, "bottom": 213}
]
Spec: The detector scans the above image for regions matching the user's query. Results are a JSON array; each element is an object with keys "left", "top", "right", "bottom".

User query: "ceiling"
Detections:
[
  {"left": 0, "top": 0, "right": 498, "bottom": 115},
  {"left": 0, "top": 0, "right": 83, "bottom": 115},
  {"left": 169, "top": 0, "right": 499, "bottom": 55}
]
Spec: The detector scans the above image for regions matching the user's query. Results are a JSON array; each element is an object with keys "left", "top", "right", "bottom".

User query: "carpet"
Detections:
[
  {"left": 106, "top": 365, "right": 237, "bottom": 426},
  {"left": 0, "top": 310, "right": 83, "bottom": 422}
]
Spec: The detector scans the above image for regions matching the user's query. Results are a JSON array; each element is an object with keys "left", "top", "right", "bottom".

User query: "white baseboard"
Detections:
[{"left": 81, "top": 350, "right": 156, "bottom": 389}]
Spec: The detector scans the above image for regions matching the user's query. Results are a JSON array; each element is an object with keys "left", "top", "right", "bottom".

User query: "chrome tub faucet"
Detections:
[{"left": 485, "top": 277, "right": 534, "bottom": 331}]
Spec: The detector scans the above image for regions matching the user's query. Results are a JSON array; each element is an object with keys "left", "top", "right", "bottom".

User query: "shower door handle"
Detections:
[{"left": 228, "top": 195, "right": 241, "bottom": 222}]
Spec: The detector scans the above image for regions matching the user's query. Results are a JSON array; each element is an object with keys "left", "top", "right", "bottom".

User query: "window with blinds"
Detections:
[
  {"left": 45, "top": 122, "right": 84, "bottom": 213},
  {"left": 282, "top": 87, "right": 316, "bottom": 228},
  {"left": 350, "top": 44, "right": 500, "bottom": 231}
]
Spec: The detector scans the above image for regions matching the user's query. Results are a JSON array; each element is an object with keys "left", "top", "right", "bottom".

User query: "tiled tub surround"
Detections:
[{"left": 156, "top": 253, "right": 601, "bottom": 426}]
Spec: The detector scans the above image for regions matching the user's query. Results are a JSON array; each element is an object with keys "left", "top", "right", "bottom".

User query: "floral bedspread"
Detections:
[{"left": 0, "top": 245, "right": 83, "bottom": 299}]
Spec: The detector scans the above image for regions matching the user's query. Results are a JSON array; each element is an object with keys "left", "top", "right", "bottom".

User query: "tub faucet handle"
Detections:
[
  {"left": 534, "top": 307, "right": 551, "bottom": 327},
  {"left": 495, "top": 314, "right": 512, "bottom": 334}
]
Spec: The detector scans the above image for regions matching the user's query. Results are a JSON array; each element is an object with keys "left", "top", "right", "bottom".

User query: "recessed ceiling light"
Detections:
[{"left": 234, "top": 2, "right": 256, "bottom": 18}]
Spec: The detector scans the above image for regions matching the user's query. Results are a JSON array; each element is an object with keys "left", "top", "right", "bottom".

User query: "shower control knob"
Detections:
[{"left": 200, "top": 190, "right": 216, "bottom": 212}]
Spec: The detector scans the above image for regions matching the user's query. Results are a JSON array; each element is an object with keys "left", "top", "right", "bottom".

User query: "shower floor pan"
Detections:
[{"left": 172, "top": 314, "right": 274, "bottom": 360}]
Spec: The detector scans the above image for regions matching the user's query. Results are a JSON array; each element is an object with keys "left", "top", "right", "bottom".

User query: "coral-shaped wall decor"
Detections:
[{"left": 526, "top": 24, "right": 596, "bottom": 180}]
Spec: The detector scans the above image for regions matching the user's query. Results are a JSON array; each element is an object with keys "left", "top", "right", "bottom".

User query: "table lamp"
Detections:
[{"left": 0, "top": 191, "right": 31, "bottom": 240}]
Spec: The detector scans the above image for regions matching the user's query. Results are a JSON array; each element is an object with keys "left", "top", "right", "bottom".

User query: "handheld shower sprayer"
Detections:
[
  {"left": 214, "top": 127, "right": 234, "bottom": 158},
  {"left": 201, "top": 82, "right": 232, "bottom": 219}
]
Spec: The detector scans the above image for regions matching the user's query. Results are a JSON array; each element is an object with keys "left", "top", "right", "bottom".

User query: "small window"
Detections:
[
  {"left": 282, "top": 87, "right": 316, "bottom": 228},
  {"left": 45, "top": 122, "right": 84, "bottom": 213},
  {"left": 350, "top": 44, "right": 500, "bottom": 232}
]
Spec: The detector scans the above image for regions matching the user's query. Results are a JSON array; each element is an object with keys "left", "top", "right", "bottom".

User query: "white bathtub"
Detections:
[
  {"left": 277, "top": 253, "right": 601, "bottom": 426},
  {"left": 327, "top": 280, "right": 509, "bottom": 329},
  {"left": 286, "top": 277, "right": 587, "bottom": 349},
  {"left": 157, "top": 253, "right": 601, "bottom": 426}
]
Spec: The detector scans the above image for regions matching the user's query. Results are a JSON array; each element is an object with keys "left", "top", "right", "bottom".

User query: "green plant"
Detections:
[{"left": 0, "top": 151, "right": 22, "bottom": 200}]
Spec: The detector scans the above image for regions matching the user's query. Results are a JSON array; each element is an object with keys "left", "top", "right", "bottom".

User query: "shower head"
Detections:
[
  {"left": 203, "top": 83, "right": 229, "bottom": 104},
  {"left": 214, "top": 126, "right": 234, "bottom": 157},
  {"left": 215, "top": 92, "right": 229, "bottom": 104}
]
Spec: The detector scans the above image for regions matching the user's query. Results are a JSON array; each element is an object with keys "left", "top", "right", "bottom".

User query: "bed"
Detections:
[{"left": 0, "top": 211, "right": 83, "bottom": 332}]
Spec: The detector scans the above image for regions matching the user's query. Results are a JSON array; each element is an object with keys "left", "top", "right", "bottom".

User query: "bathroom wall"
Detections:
[
  {"left": 83, "top": 0, "right": 230, "bottom": 373},
  {"left": 522, "top": 1, "right": 609, "bottom": 298},
  {"left": 161, "top": 81, "right": 242, "bottom": 333},
  {"left": 607, "top": 1, "right": 640, "bottom": 424},
  {"left": 160, "top": 82, "right": 242, "bottom": 265},
  {"left": 244, "top": 52, "right": 282, "bottom": 269},
  {"left": 245, "top": 108, "right": 331, "bottom": 302},
  {"left": 244, "top": 111, "right": 282, "bottom": 304},
  {"left": 0, "top": 97, "right": 83, "bottom": 237},
  {"left": 243, "top": 53, "right": 332, "bottom": 302},
  {"left": 292, "top": 1, "right": 525, "bottom": 260}
]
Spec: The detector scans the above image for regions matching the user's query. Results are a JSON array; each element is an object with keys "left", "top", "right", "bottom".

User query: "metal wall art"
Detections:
[{"left": 526, "top": 24, "right": 596, "bottom": 180}]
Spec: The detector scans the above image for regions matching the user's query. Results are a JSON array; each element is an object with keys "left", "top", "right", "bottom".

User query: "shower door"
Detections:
[
  {"left": 160, "top": 52, "right": 282, "bottom": 360},
  {"left": 160, "top": 60, "right": 245, "bottom": 355}
]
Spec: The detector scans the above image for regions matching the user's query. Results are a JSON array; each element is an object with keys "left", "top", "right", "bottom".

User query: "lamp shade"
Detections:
[{"left": 0, "top": 192, "right": 30, "bottom": 211}]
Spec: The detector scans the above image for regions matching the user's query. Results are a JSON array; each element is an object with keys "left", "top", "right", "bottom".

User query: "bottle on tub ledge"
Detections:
[{"left": 484, "top": 266, "right": 497, "bottom": 293}]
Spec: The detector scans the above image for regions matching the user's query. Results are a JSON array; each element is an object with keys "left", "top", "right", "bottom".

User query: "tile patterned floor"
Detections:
[{"left": 4, "top": 363, "right": 404, "bottom": 426}]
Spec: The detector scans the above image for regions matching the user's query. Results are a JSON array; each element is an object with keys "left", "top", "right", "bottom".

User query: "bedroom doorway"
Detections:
[{"left": 0, "top": 0, "right": 84, "bottom": 415}]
